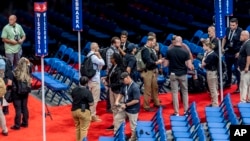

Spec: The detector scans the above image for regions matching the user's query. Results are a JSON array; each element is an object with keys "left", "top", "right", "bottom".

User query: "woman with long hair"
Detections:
[
  {"left": 0, "top": 78, "right": 8, "bottom": 136},
  {"left": 11, "top": 57, "right": 32, "bottom": 130}
]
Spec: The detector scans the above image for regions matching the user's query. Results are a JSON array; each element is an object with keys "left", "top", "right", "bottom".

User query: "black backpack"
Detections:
[
  {"left": 188, "top": 74, "right": 207, "bottom": 93},
  {"left": 80, "top": 54, "right": 96, "bottom": 79},
  {"left": 99, "top": 47, "right": 115, "bottom": 70}
]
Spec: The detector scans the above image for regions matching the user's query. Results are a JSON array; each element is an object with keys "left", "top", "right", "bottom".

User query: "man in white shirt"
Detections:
[{"left": 87, "top": 42, "right": 105, "bottom": 122}]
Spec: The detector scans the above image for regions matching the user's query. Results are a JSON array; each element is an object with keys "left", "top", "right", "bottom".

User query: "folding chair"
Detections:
[
  {"left": 44, "top": 44, "right": 67, "bottom": 65},
  {"left": 137, "top": 106, "right": 163, "bottom": 127},
  {"left": 99, "top": 122, "right": 125, "bottom": 141}
]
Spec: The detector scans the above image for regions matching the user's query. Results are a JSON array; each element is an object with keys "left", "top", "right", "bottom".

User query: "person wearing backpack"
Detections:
[
  {"left": 10, "top": 57, "right": 32, "bottom": 130},
  {"left": 141, "top": 36, "right": 164, "bottom": 112},
  {"left": 86, "top": 42, "right": 105, "bottom": 122},
  {"left": 118, "top": 43, "right": 137, "bottom": 81}
]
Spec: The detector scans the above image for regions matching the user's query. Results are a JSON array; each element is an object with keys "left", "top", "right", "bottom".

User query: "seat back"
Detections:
[
  {"left": 55, "top": 44, "right": 67, "bottom": 59},
  {"left": 197, "top": 125, "right": 206, "bottom": 141},
  {"left": 62, "top": 47, "right": 74, "bottom": 63},
  {"left": 114, "top": 122, "right": 125, "bottom": 141}
]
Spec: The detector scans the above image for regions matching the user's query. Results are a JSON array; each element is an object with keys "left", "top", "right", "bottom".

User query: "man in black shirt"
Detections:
[
  {"left": 141, "top": 36, "right": 164, "bottom": 112},
  {"left": 165, "top": 36, "right": 194, "bottom": 116},
  {"left": 238, "top": 30, "right": 250, "bottom": 103},
  {"left": 114, "top": 72, "right": 140, "bottom": 141},
  {"left": 71, "top": 76, "right": 94, "bottom": 141},
  {"left": 222, "top": 18, "right": 242, "bottom": 92}
]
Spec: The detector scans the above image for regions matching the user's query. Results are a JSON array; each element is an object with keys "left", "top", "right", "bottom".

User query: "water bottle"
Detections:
[{"left": 35, "top": 65, "right": 38, "bottom": 72}]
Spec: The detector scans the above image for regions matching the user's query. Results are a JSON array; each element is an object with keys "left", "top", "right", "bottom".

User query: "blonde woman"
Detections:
[
  {"left": 201, "top": 40, "right": 219, "bottom": 107},
  {"left": 11, "top": 57, "right": 32, "bottom": 130},
  {"left": 0, "top": 77, "right": 8, "bottom": 136}
]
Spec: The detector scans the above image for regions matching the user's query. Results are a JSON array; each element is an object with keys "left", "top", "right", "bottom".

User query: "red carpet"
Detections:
[{"left": 3, "top": 84, "right": 240, "bottom": 141}]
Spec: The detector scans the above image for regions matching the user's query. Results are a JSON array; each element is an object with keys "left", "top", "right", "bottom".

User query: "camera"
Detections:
[{"left": 14, "top": 35, "right": 19, "bottom": 41}]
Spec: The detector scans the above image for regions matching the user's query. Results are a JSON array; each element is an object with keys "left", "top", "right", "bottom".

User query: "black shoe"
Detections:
[
  {"left": 206, "top": 104, "right": 212, "bottom": 107},
  {"left": 106, "top": 109, "right": 113, "bottom": 113},
  {"left": 2, "top": 131, "right": 8, "bottom": 136},
  {"left": 106, "top": 125, "right": 114, "bottom": 130},
  {"left": 11, "top": 125, "right": 20, "bottom": 130},
  {"left": 233, "top": 88, "right": 240, "bottom": 94},
  {"left": 183, "top": 111, "right": 188, "bottom": 116},
  {"left": 144, "top": 108, "right": 155, "bottom": 112},
  {"left": 153, "top": 104, "right": 166, "bottom": 109},
  {"left": 20, "top": 123, "right": 28, "bottom": 128},
  {"left": 224, "top": 83, "right": 231, "bottom": 88}
]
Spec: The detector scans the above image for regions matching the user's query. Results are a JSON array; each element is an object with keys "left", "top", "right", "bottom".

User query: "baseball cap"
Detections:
[{"left": 120, "top": 72, "right": 129, "bottom": 80}]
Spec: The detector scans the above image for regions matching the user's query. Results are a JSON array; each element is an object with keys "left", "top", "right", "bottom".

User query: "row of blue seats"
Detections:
[
  {"left": 205, "top": 94, "right": 239, "bottom": 140},
  {"left": 170, "top": 102, "right": 206, "bottom": 141},
  {"left": 136, "top": 107, "right": 167, "bottom": 141},
  {"left": 32, "top": 59, "right": 77, "bottom": 105}
]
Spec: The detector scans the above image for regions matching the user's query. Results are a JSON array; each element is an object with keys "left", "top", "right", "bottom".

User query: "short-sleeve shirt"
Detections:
[
  {"left": 204, "top": 51, "right": 218, "bottom": 71},
  {"left": 238, "top": 40, "right": 250, "bottom": 71},
  {"left": 124, "top": 54, "right": 136, "bottom": 74},
  {"left": 166, "top": 46, "right": 190, "bottom": 76},
  {"left": 1, "top": 23, "right": 26, "bottom": 53},
  {"left": 71, "top": 86, "right": 94, "bottom": 111},
  {"left": 121, "top": 82, "right": 140, "bottom": 114}
]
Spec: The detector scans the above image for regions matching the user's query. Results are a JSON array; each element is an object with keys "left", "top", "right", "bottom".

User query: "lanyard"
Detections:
[
  {"left": 204, "top": 50, "right": 214, "bottom": 59},
  {"left": 228, "top": 30, "right": 235, "bottom": 41},
  {"left": 124, "top": 81, "right": 133, "bottom": 102},
  {"left": 241, "top": 39, "right": 250, "bottom": 49}
]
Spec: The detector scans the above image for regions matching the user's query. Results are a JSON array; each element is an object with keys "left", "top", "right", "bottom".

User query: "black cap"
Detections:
[{"left": 120, "top": 72, "right": 130, "bottom": 80}]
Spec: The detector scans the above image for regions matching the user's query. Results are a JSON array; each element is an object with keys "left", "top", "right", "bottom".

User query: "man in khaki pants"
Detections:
[
  {"left": 238, "top": 30, "right": 250, "bottom": 102},
  {"left": 164, "top": 36, "right": 194, "bottom": 116},
  {"left": 141, "top": 36, "right": 164, "bottom": 112},
  {"left": 87, "top": 42, "right": 105, "bottom": 122}
]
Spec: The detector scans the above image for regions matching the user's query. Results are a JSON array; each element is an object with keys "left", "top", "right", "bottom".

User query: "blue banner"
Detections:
[
  {"left": 34, "top": 2, "right": 48, "bottom": 56},
  {"left": 215, "top": 0, "right": 226, "bottom": 38},
  {"left": 225, "top": 0, "right": 233, "bottom": 15},
  {"left": 72, "top": 0, "right": 83, "bottom": 31}
]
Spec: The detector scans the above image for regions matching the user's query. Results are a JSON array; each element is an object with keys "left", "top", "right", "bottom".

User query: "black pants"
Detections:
[
  {"left": 225, "top": 53, "right": 240, "bottom": 87},
  {"left": 13, "top": 96, "right": 29, "bottom": 127}
]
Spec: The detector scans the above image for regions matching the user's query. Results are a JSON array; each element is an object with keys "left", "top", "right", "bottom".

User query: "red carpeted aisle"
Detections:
[{"left": 2, "top": 85, "right": 239, "bottom": 141}]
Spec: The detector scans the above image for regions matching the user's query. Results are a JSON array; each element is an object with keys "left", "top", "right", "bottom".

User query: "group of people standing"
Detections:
[
  {"left": 70, "top": 17, "right": 250, "bottom": 141},
  {"left": 0, "top": 14, "right": 31, "bottom": 137}
]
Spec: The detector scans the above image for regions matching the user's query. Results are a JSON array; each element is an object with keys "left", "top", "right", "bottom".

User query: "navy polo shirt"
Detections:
[{"left": 121, "top": 82, "right": 140, "bottom": 114}]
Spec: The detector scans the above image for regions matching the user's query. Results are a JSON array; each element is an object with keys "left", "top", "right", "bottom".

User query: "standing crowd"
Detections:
[
  {"left": 0, "top": 14, "right": 32, "bottom": 137},
  {"left": 0, "top": 14, "right": 248, "bottom": 141}
]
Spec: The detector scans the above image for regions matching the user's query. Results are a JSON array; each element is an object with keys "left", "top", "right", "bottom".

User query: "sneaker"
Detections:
[
  {"left": 1, "top": 131, "right": 8, "bottom": 136},
  {"left": 233, "top": 88, "right": 240, "bottom": 94},
  {"left": 92, "top": 116, "right": 102, "bottom": 122},
  {"left": 206, "top": 104, "right": 212, "bottom": 107},
  {"left": 171, "top": 113, "right": 179, "bottom": 116},
  {"left": 106, "top": 125, "right": 114, "bottom": 130},
  {"left": 183, "top": 111, "right": 188, "bottom": 116},
  {"left": 10, "top": 125, "right": 20, "bottom": 130},
  {"left": 20, "top": 123, "right": 28, "bottom": 128}
]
